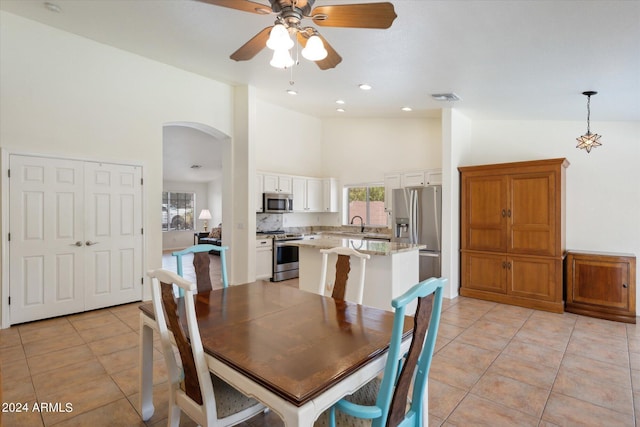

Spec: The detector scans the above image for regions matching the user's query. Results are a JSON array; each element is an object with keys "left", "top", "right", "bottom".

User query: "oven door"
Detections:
[
  {"left": 272, "top": 240, "right": 300, "bottom": 281},
  {"left": 274, "top": 241, "right": 299, "bottom": 272}
]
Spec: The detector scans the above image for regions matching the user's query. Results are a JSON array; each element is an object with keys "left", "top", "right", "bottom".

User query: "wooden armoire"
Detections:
[{"left": 459, "top": 158, "right": 569, "bottom": 313}]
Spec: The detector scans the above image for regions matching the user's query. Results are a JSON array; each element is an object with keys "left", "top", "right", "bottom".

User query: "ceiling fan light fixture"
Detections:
[
  {"left": 270, "top": 48, "right": 294, "bottom": 69},
  {"left": 301, "top": 35, "right": 328, "bottom": 61},
  {"left": 266, "top": 24, "right": 293, "bottom": 51}
]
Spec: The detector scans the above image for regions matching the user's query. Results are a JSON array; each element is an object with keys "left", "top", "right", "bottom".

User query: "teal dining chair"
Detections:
[
  {"left": 172, "top": 244, "right": 229, "bottom": 296},
  {"left": 317, "top": 277, "right": 446, "bottom": 427}
]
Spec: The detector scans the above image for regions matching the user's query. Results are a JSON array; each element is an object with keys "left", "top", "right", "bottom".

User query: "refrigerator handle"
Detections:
[{"left": 410, "top": 190, "right": 418, "bottom": 244}]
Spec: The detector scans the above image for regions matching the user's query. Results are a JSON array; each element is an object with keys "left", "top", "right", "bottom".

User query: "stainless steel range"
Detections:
[
  {"left": 258, "top": 231, "right": 304, "bottom": 282},
  {"left": 272, "top": 233, "right": 304, "bottom": 282}
]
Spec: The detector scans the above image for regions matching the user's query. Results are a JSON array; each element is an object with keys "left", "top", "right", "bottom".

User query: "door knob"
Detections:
[
  {"left": 85, "top": 241, "right": 99, "bottom": 246},
  {"left": 72, "top": 241, "right": 83, "bottom": 247}
]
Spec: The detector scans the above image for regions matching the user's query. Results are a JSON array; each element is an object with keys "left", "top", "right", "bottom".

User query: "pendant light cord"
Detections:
[{"left": 586, "top": 95, "right": 591, "bottom": 134}]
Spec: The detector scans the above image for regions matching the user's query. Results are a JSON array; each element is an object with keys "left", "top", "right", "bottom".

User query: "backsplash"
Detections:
[
  {"left": 256, "top": 213, "right": 391, "bottom": 237},
  {"left": 256, "top": 213, "right": 283, "bottom": 232}
]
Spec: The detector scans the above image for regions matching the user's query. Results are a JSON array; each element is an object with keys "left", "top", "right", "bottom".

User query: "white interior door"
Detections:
[
  {"left": 9, "top": 155, "right": 143, "bottom": 324},
  {"left": 9, "top": 155, "right": 85, "bottom": 324},
  {"left": 83, "top": 162, "right": 143, "bottom": 310}
]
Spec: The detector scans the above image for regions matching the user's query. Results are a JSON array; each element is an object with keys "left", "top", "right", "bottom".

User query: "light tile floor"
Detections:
[{"left": 1, "top": 253, "right": 638, "bottom": 426}]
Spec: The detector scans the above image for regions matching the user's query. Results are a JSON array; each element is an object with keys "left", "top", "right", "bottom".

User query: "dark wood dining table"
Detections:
[{"left": 138, "top": 280, "right": 413, "bottom": 426}]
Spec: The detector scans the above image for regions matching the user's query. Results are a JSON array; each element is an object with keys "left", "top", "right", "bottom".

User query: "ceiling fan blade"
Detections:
[
  {"left": 196, "top": 0, "right": 272, "bottom": 15},
  {"left": 311, "top": 3, "right": 397, "bottom": 29},
  {"left": 296, "top": 32, "right": 342, "bottom": 70},
  {"left": 230, "top": 27, "right": 273, "bottom": 61}
]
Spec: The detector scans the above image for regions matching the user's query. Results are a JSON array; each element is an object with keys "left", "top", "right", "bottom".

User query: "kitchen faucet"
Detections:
[{"left": 350, "top": 215, "right": 365, "bottom": 233}]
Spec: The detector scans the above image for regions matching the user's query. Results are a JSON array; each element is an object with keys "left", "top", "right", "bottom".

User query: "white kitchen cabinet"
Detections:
[
  {"left": 292, "top": 177, "right": 306, "bottom": 211},
  {"left": 323, "top": 178, "right": 339, "bottom": 212},
  {"left": 425, "top": 169, "right": 442, "bottom": 185},
  {"left": 401, "top": 171, "right": 425, "bottom": 187},
  {"left": 292, "top": 177, "right": 323, "bottom": 212},
  {"left": 263, "top": 174, "right": 292, "bottom": 193},
  {"left": 307, "top": 178, "right": 323, "bottom": 211},
  {"left": 384, "top": 174, "right": 401, "bottom": 212},
  {"left": 256, "top": 237, "right": 273, "bottom": 280},
  {"left": 256, "top": 173, "right": 264, "bottom": 212}
]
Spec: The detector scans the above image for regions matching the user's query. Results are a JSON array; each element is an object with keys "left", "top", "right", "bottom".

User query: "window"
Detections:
[
  {"left": 345, "top": 185, "right": 386, "bottom": 226},
  {"left": 162, "top": 192, "right": 195, "bottom": 231}
]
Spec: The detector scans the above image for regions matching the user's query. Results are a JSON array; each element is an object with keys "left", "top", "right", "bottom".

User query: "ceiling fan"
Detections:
[{"left": 197, "top": 0, "right": 397, "bottom": 70}]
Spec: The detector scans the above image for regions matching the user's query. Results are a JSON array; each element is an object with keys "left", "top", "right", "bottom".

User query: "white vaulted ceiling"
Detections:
[{"left": 1, "top": 0, "right": 639, "bottom": 122}]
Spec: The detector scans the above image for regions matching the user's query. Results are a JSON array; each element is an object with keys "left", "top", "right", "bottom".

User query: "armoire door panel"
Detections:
[
  {"left": 463, "top": 175, "right": 507, "bottom": 252},
  {"left": 508, "top": 173, "right": 556, "bottom": 255},
  {"left": 508, "top": 256, "right": 558, "bottom": 301},
  {"left": 462, "top": 252, "right": 507, "bottom": 293}
]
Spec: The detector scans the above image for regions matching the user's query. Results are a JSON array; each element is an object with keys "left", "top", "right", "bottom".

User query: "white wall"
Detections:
[
  {"left": 255, "top": 99, "right": 323, "bottom": 177},
  {"left": 468, "top": 119, "right": 640, "bottom": 302},
  {"left": 321, "top": 117, "right": 442, "bottom": 184},
  {"left": 442, "top": 109, "right": 473, "bottom": 298},
  {"left": 0, "top": 12, "right": 235, "bottom": 313},
  {"left": 162, "top": 180, "right": 210, "bottom": 251},
  {"left": 207, "top": 178, "right": 223, "bottom": 227}
]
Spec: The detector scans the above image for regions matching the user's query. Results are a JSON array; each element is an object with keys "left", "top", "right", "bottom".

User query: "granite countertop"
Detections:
[{"left": 287, "top": 237, "right": 425, "bottom": 256}]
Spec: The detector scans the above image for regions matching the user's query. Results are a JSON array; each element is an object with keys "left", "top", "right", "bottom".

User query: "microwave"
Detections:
[{"left": 263, "top": 192, "right": 293, "bottom": 213}]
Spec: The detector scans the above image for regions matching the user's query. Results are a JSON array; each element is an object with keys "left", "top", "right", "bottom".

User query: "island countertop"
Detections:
[{"left": 288, "top": 237, "right": 425, "bottom": 256}]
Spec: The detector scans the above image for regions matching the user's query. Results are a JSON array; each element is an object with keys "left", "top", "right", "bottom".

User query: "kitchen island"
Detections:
[{"left": 288, "top": 237, "right": 425, "bottom": 313}]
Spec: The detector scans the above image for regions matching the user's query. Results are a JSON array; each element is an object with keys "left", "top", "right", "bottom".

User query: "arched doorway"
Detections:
[{"left": 162, "top": 121, "right": 233, "bottom": 276}]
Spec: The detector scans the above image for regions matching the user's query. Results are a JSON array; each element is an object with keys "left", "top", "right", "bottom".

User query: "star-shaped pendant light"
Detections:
[{"left": 576, "top": 91, "right": 602, "bottom": 153}]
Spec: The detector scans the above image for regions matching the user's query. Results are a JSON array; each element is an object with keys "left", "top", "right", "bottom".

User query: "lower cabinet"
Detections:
[
  {"left": 565, "top": 251, "right": 636, "bottom": 323},
  {"left": 256, "top": 238, "right": 273, "bottom": 280},
  {"left": 461, "top": 251, "right": 562, "bottom": 312}
]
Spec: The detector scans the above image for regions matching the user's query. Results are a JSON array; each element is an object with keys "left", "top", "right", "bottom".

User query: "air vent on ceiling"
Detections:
[{"left": 431, "top": 93, "right": 462, "bottom": 101}]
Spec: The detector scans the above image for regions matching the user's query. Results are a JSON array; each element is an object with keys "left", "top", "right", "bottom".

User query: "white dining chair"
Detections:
[
  {"left": 318, "top": 247, "right": 370, "bottom": 304},
  {"left": 147, "top": 268, "right": 266, "bottom": 427}
]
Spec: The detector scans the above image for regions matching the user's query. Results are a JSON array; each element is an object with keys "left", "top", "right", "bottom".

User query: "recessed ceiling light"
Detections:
[
  {"left": 401, "top": 107, "right": 413, "bottom": 112},
  {"left": 335, "top": 99, "right": 345, "bottom": 105},
  {"left": 44, "top": 2, "right": 62, "bottom": 13},
  {"left": 336, "top": 108, "right": 345, "bottom": 113},
  {"left": 359, "top": 84, "right": 372, "bottom": 91},
  {"left": 286, "top": 89, "right": 297, "bottom": 95},
  {"left": 431, "top": 93, "right": 462, "bottom": 101}
]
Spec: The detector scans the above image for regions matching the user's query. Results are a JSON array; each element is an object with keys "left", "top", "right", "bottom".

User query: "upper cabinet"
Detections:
[
  {"left": 258, "top": 172, "right": 337, "bottom": 213},
  {"left": 292, "top": 177, "right": 324, "bottom": 212},
  {"left": 256, "top": 173, "right": 264, "bottom": 212},
  {"left": 384, "top": 174, "right": 401, "bottom": 212},
  {"left": 384, "top": 169, "right": 442, "bottom": 213},
  {"left": 401, "top": 171, "right": 425, "bottom": 187},
  {"left": 322, "top": 178, "right": 338, "bottom": 213},
  {"left": 425, "top": 169, "right": 442, "bottom": 185},
  {"left": 263, "top": 174, "right": 292, "bottom": 193}
]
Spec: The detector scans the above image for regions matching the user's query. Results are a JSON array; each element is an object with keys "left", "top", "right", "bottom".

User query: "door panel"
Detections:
[
  {"left": 509, "top": 173, "right": 556, "bottom": 255},
  {"left": 462, "top": 251, "right": 507, "bottom": 293},
  {"left": 9, "top": 156, "right": 85, "bottom": 323},
  {"left": 463, "top": 175, "right": 507, "bottom": 252},
  {"left": 84, "top": 162, "right": 142, "bottom": 310},
  {"left": 508, "top": 256, "right": 559, "bottom": 301},
  {"left": 9, "top": 156, "right": 142, "bottom": 324}
]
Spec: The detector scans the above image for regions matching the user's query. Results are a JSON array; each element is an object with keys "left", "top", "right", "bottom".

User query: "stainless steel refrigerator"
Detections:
[{"left": 392, "top": 185, "right": 442, "bottom": 280}]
